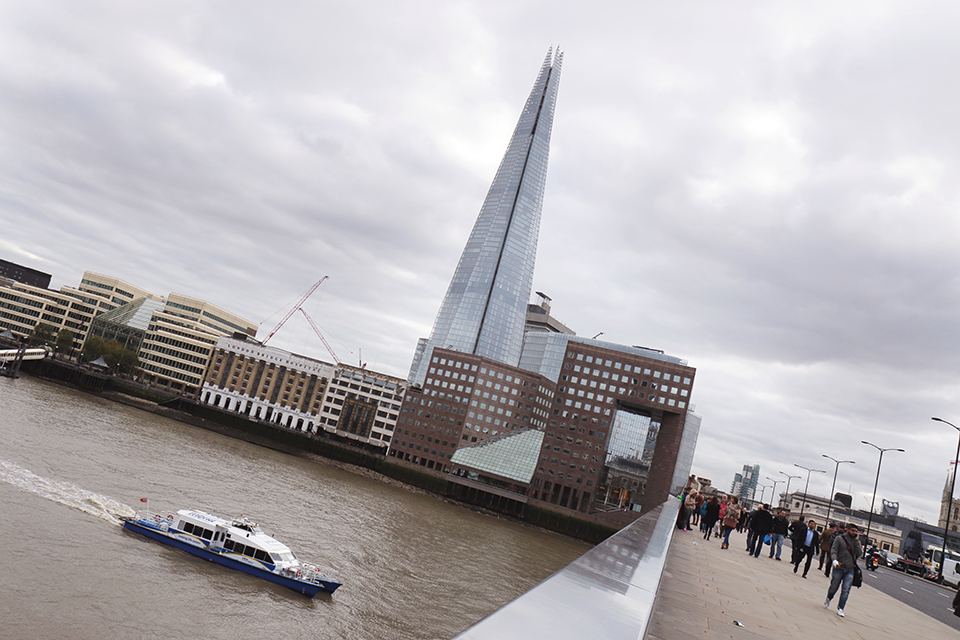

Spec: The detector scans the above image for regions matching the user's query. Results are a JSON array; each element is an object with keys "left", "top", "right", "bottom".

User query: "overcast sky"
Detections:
[{"left": 4, "top": 1, "right": 960, "bottom": 524}]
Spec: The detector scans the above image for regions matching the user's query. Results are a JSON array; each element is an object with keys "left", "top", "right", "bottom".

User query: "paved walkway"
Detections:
[{"left": 647, "top": 529, "right": 960, "bottom": 640}]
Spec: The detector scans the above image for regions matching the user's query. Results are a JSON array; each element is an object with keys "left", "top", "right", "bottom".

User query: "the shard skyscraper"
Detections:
[{"left": 409, "top": 48, "right": 563, "bottom": 385}]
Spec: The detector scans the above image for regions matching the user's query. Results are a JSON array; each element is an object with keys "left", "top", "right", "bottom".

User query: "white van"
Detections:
[{"left": 925, "top": 546, "right": 960, "bottom": 586}]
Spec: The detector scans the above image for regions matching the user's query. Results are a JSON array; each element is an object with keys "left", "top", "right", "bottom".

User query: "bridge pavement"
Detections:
[{"left": 647, "top": 528, "right": 960, "bottom": 640}]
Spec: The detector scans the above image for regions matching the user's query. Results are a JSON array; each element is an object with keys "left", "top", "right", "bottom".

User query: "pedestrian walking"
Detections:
[
  {"left": 677, "top": 490, "right": 697, "bottom": 531},
  {"left": 748, "top": 504, "right": 773, "bottom": 557},
  {"left": 691, "top": 492, "right": 704, "bottom": 527},
  {"left": 824, "top": 523, "right": 862, "bottom": 618},
  {"left": 768, "top": 510, "right": 788, "bottom": 560},
  {"left": 703, "top": 497, "right": 721, "bottom": 540},
  {"left": 720, "top": 496, "right": 741, "bottom": 549},
  {"left": 791, "top": 519, "right": 820, "bottom": 577},
  {"left": 818, "top": 523, "right": 838, "bottom": 574},
  {"left": 744, "top": 509, "right": 756, "bottom": 550},
  {"left": 788, "top": 515, "right": 806, "bottom": 565}
]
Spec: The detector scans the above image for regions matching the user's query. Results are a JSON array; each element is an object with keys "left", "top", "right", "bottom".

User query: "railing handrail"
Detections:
[{"left": 452, "top": 497, "right": 680, "bottom": 640}]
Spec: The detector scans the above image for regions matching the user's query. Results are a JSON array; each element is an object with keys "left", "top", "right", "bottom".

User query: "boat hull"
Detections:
[{"left": 122, "top": 519, "right": 341, "bottom": 596}]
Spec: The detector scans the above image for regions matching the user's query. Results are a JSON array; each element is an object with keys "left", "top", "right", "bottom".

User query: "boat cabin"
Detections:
[{"left": 174, "top": 509, "right": 297, "bottom": 568}]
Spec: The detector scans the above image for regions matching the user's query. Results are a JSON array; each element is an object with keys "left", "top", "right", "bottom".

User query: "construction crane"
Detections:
[
  {"left": 262, "top": 276, "right": 329, "bottom": 345},
  {"left": 298, "top": 307, "right": 340, "bottom": 364}
]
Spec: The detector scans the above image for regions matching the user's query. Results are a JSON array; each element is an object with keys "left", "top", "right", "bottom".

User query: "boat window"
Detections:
[
  {"left": 200, "top": 528, "right": 213, "bottom": 540},
  {"left": 224, "top": 540, "right": 235, "bottom": 551},
  {"left": 183, "top": 522, "right": 196, "bottom": 534},
  {"left": 242, "top": 545, "right": 254, "bottom": 557},
  {"left": 255, "top": 550, "right": 268, "bottom": 562},
  {"left": 178, "top": 521, "right": 186, "bottom": 530}
]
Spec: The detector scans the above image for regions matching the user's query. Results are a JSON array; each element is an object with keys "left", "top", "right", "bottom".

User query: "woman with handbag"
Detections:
[{"left": 720, "top": 496, "right": 741, "bottom": 549}]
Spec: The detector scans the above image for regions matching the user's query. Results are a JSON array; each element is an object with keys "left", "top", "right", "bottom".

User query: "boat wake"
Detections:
[{"left": 0, "top": 458, "right": 135, "bottom": 525}]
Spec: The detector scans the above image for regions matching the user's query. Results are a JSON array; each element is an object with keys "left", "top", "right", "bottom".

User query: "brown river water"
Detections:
[{"left": 0, "top": 376, "right": 588, "bottom": 640}]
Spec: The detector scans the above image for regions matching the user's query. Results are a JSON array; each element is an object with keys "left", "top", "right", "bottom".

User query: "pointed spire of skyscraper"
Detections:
[{"left": 409, "top": 48, "right": 563, "bottom": 385}]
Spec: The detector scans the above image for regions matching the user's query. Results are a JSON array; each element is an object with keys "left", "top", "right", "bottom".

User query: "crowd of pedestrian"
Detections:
[{"left": 677, "top": 479, "right": 863, "bottom": 619}]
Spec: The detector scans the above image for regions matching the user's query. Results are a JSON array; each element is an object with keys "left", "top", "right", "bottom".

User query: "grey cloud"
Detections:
[{"left": 5, "top": 1, "right": 960, "bottom": 522}]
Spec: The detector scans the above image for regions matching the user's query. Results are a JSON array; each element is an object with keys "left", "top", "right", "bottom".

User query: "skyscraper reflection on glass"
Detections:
[{"left": 408, "top": 48, "right": 563, "bottom": 385}]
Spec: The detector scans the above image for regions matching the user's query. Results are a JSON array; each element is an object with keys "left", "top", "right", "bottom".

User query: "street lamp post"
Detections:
[
  {"left": 794, "top": 464, "right": 826, "bottom": 519},
  {"left": 932, "top": 417, "right": 960, "bottom": 582},
  {"left": 756, "top": 483, "right": 769, "bottom": 504},
  {"left": 780, "top": 471, "right": 802, "bottom": 513},
  {"left": 822, "top": 454, "right": 855, "bottom": 525},
  {"left": 766, "top": 477, "right": 783, "bottom": 509},
  {"left": 861, "top": 440, "right": 905, "bottom": 549}
]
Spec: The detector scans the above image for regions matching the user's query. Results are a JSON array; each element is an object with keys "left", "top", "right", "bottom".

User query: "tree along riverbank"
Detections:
[{"left": 16, "top": 357, "right": 619, "bottom": 544}]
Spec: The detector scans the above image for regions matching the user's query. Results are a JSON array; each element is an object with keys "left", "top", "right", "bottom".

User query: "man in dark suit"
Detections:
[{"left": 792, "top": 519, "right": 821, "bottom": 577}]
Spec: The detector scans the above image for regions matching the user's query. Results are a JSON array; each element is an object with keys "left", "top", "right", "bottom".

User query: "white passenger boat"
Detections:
[{"left": 122, "top": 509, "right": 341, "bottom": 596}]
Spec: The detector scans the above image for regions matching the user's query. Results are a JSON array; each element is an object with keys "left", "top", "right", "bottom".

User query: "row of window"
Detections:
[
  {"left": 568, "top": 351, "right": 692, "bottom": 384},
  {"left": 80, "top": 278, "right": 114, "bottom": 291},
  {"left": 222, "top": 539, "right": 273, "bottom": 562},
  {"left": 149, "top": 321, "right": 218, "bottom": 346},
  {"left": 180, "top": 521, "right": 214, "bottom": 540}
]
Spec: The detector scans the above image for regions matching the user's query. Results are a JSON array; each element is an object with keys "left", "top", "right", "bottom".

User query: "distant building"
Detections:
[
  {"left": 0, "top": 269, "right": 256, "bottom": 395},
  {"left": 0, "top": 270, "right": 160, "bottom": 347},
  {"left": 0, "top": 259, "right": 51, "bottom": 289},
  {"left": 781, "top": 491, "right": 903, "bottom": 553},
  {"left": 200, "top": 335, "right": 405, "bottom": 452},
  {"left": 87, "top": 290, "right": 257, "bottom": 395},
  {"left": 940, "top": 466, "right": 960, "bottom": 532},
  {"left": 731, "top": 464, "right": 760, "bottom": 502}
]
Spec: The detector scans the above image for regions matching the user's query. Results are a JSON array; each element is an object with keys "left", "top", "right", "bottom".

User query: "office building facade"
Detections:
[
  {"left": 0, "top": 271, "right": 161, "bottom": 347},
  {"left": 523, "top": 334, "right": 696, "bottom": 513},
  {"left": 201, "top": 335, "right": 405, "bottom": 451},
  {"left": 391, "top": 348, "right": 552, "bottom": 471},
  {"left": 392, "top": 334, "right": 697, "bottom": 515},
  {"left": 0, "top": 266, "right": 257, "bottom": 396}
]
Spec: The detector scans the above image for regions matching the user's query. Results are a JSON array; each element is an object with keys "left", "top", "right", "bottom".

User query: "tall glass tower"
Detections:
[{"left": 409, "top": 48, "right": 563, "bottom": 385}]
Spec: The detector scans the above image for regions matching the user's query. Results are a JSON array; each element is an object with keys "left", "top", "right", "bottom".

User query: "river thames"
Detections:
[{"left": 0, "top": 375, "right": 589, "bottom": 639}]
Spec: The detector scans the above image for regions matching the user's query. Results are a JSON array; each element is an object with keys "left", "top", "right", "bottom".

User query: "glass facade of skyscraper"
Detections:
[{"left": 408, "top": 48, "right": 563, "bottom": 385}]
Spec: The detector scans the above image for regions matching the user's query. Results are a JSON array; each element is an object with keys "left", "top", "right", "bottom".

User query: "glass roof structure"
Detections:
[
  {"left": 450, "top": 428, "right": 544, "bottom": 484},
  {"left": 409, "top": 48, "right": 563, "bottom": 385},
  {"left": 88, "top": 297, "right": 166, "bottom": 353},
  {"left": 95, "top": 297, "right": 165, "bottom": 330}
]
